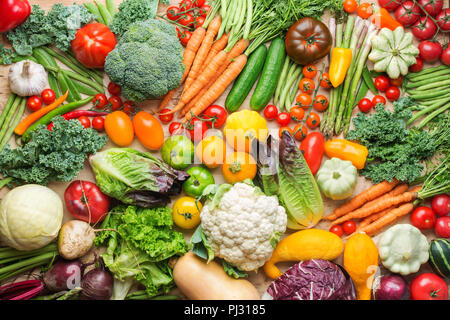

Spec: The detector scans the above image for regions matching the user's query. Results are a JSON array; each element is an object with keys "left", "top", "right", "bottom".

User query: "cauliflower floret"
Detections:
[{"left": 200, "top": 183, "right": 287, "bottom": 271}]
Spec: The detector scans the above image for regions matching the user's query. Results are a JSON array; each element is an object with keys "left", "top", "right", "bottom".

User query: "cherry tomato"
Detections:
[
  {"left": 202, "top": 105, "right": 227, "bottom": 128},
  {"left": 169, "top": 121, "right": 184, "bottom": 135},
  {"left": 289, "top": 106, "right": 305, "bottom": 121},
  {"left": 195, "top": 16, "right": 205, "bottom": 28},
  {"left": 419, "top": 40, "right": 443, "bottom": 62},
  {"left": 358, "top": 98, "right": 373, "bottom": 113},
  {"left": 431, "top": 194, "right": 450, "bottom": 217},
  {"left": 92, "top": 116, "right": 105, "bottom": 132},
  {"left": 122, "top": 100, "right": 135, "bottom": 115},
  {"left": 41, "top": 89, "right": 56, "bottom": 105},
  {"left": 299, "top": 78, "right": 315, "bottom": 94},
  {"left": 166, "top": 6, "right": 180, "bottom": 21},
  {"left": 374, "top": 75, "right": 390, "bottom": 92},
  {"left": 441, "top": 47, "right": 450, "bottom": 66},
  {"left": 108, "top": 95, "right": 123, "bottom": 110},
  {"left": 385, "top": 86, "right": 401, "bottom": 101},
  {"left": 409, "top": 57, "right": 424, "bottom": 72},
  {"left": 105, "top": 111, "right": 134, "bottom": 147},
  {"left": 357, "top": 3, "right": 373, "bottom": 19},
  {"left": 389, "top": 76, "right": 402, "bottom": 87},
  {"left": 302, "top": 65, "right": 317, "bottom": 79},
  {"left": 192, "top": 0, "right": 205, "bottom": 7},
  {"left": 278, "top": 126, "right": 293, "bottom": 138},
  {"left": 342, "top": 221, "right": 357, "bottom": 235},
  {"left": 418, "top": 0, "right": 443, "bottom": 17},
  {"left": 26, "top": 96, "right": 42, "bottom": 112},
  {"left": 263, "top": 104, "right": 278, "bottom": 120},
  {"left": 410, "top": 273, "right": 448, "bottom": 300},
  {"left": 313, "top": 95, "right": 329, "bottom": 112},
  {"left": 276, "top": 112, "right": 291, "bottom": 127},
  {"left": 319, "top": 73, "right": 332, "bottom": 89},
  {"left": 412, "top": 16, "right": 438, "bottom": 40},
  {"left": 306, "top": 112, "right": 320, "bottom": 129},
  {"left": 78, "top": 116, "right": 91, "bottom": 129},
  {"left": 410, "top": 206, "right": 436, "bottom": 230},
  {"left": 199, "top": 4, "right": 211, "bottom": 17},
  {"left": 293, "top": 123, "right": 308, "bottom": 141},
  {"left": 435, "top": 216, "right": 450, "bottom": 238},
  {"left": 158, "top": 108, "right": 174, "bottom": 124},
  {"left": 372, "top": 95, "right": 387, "bottom": 107},
  {"left": 343, "top": 0, "right": 358, "bottom": 13},
  {"left": 179, "top": 13, "right": 195, "bottom": 28},
  {"left": 107, "top": 82, "right": 122, "bottom": 96},
  {"left": 395, "top": 1, "right": 421, "bottom": 26},
  {"left": 186, "top": 118, "right": 208, "bottom": 142},
  {"left": 436, "top": 8, "right": 450, "bottom": 31},
  {"left": 177, "top": 28, "right": 192, "bottom": 46},
  {"left": 329, "top": 225, "right": 344, "bottom": 237},
  {"left": 92, "top": 93, "right": 108, "bottom": 109},
  {"left": 296, "top": 92, "right": 312, "bottom": 107}
]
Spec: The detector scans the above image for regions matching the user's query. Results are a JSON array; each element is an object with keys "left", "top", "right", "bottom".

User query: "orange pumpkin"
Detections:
[{"left": 222, "top": 152, "right": 257, "bottom": 184}]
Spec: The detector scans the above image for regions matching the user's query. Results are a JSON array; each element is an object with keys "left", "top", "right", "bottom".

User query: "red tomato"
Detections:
[
  {"left": 166, "top": 6, "right": 180, "bottom": 21},
  {"left": 432, "top": 194, "right": 450, "bottom": 217},
  {"left": 329, "top": 225, "right": 344, "bottom": 237},
  {"left": 192, "top": 0, "right": 205, "bottom": 7},
  {"left": 441, "top": 47, "right": 450, "bottom": 66},
  {"left": 92, "top": 116, "right": 105, "bottom": 132},
  {"left": 289, "top": 106, "right": 305, "bottom": 122},
  {"left": 296, "top": 92, "right": 313, "bottom": 107},
  {"left": 276, "top": 112, "right": 291, "bottom": 126},
  {"left": 410, "top": 206, "right": 437, "bottom": 230},
  {"left": 299, "top": 132, "right": 325, "bottom": 175},
  {"left": 199, "top": 4, "right": 211, "bottom": 17},
  {"left": 419, "top": 40, "right": 443, "bottom": 62},
  {"left": 435, "top": 216, "right": 450, "bottom": 238},
  {"left": 177, "top": 28, "right": 192, "bottom": 46},
  {"left": 375, "top": 75, "right": 390, "bottom": 91},
  {"left": 409, "top": 57, "right": 424, "bottom": 72},
  {"left": 26, "top": 96, "right": 42, "bottom": 112},
  {"left": 412, "top": 17, "right": 438, "bottom": 40},
  {"left": 108, "top": 95, "right": 123, "bottom": 110},
  {"left": 263, "top": 104, "right": 278, "bottom": 120},
  {"left": 378, "top": 0, "right": 402, "bottom": 11},
  {"left": 343, "top": 0, "right": 358, "bottom": 13},
  {"left": 202, "top": 105, "right": 227, "bottom": 128},
  {"left": 306, "top": 112, "right": 320, "bottom": 129},
  {"left": 342, "top": 221, "right": 357, "bottom": 235},
  {"left": 186, "top": 118, "right": 208, "bottom": 142},
  {"left": 71, "top": 23, "right": 117, "bottom": 68},
  {"left": 41, "top": 89, "right": 56, "bottom": 105},
  {"left": 357, "top": 3, "right": 374, "bottom": 19},
  {"left": 395, "top": 1, "right": 421, "bottom": 26},
  {"left": 299, "top": 78, "right": 315, "bottom": 94},
  {"left": 320, "top": 73, "right": 332, "bottom": 89},
  {"left": 293, "top": 123, "right": 308, "bottom": 141},
  {"left": 179, "top": 13, "right": 195, "bottom": 28},
  {"left": 78, "top": 116, "right": 91, "bottom": 129},
  {"left": 122, "top": 100, "right": 135, "bottom": 115},
  {"left": 179, "top": 0, "right": 194, "bottom": 10},
  {"left": 436, "top": 8, "right": 450, "bottom": 31},
  {"left": 158, "top": 108, "right": 174, "bottom": 124},
  {"left": 64, "top": 180, "right": 110, "bottom": 224},
  {"left": 195, "top": 16, "right": 205, "bottom": 28},
  {"left": 169, "top": 122, "right": 184, "bottom": 135},
  {"left": 385, "top": 86, "right": 401, "bottom": 101},
  {"left": 278, "top": 126, "right": 293, "bottom": 138},
  {"left": 372, "top": 95, "right": 387, "bottom": 107},
  {"left": 302, "top": 65, "right": 317, "bottom": 79},
  {"left": 389, "top": 76, "right": 402, "bottom": 87},
  {"left": 410, "top": 273, "right": 448, "bottom": 300},
  {"left": 313, "top": 95, "right": 329, "bottom": 112},
  {"left": 358, "top": 98, "right": 373, "bottom": 113},
  {"left": 107, "top": 82, "right": 122, "bottom": 96},
  {"left": 418, "top": 0, "right": 443, "bottom": 17},
  {"left": 92, "top": 93, "right": 108, "bottom": 109}
]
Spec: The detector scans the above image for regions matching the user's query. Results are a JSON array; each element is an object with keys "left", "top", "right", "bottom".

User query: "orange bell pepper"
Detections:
[
  {"left": 370, "top": 8, "right": 402, "bottom": 31},
  {"left": 324, "top": 139, "right": 368, "bottom": 170}
]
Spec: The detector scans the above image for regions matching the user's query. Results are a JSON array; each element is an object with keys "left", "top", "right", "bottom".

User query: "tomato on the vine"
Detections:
[
  {"left": 177, "top": 28, "right": 192, "bottom": 46},
  {"left": 412, "top": 16, "right": 438, "bottom": 40},
  {"left": 107, "top": 82, "right": 122, "bottom": 96},
  {"left": 441, "top": 47, "right": 450, "bottom": 66},
  {"left": 431, "top": 194, "right": 450, "bottom": 217},
  {"left": 395, "top": 1, "right": 421, "bottom": 27},
  {"left": 159, "top": 108, "right": 174, "bottom": 124},
  {"left": 313, "top": 95, "right": 329, "bottom": 112},
  {"left": 343, "top": 0, "right": 358, "bottom": 13},
  {"left": 278, "top": 126, "right": 293, "bottom": 138},
  {"left": 169, "top": 122, "right": 184, "bottom": 135},
  {"left": 92, "top": 116, "right": 105, "bottom": 132},
  {"left": 276, "top": 112, "right": 291, "bottom": 126},
  {"left": 93, "top": 93, "right": 108, "bottom": 109},
  {"left": 419, "top": 40, "right": 443, "bottom": 62},
  {"left": 389, "top": 76, "right": 402, "bottom": 87},
  {"left": 357, "top": 3, "right": 373, "bottom": 19},
  {"left": 410, "top": 206, "right": 436, "bottom": 230},
  {"left": 306, "top": 112, "right": 320, "bottom": 129},
  {"left": 166, "top": 6, "right": 180, "bottom": 21},
  {"left": 122, "top": 101, "right": 135, "bottom": 115},
  {"left": 435, "top": 216, "right": 450, "bottom": 238},
  {"left": 418, "top": 0, "right": 443, "bottom": 17},
  {"left": 410, "top": 273, "right": 448, "bottom": 300},
  {"left": 179, "top": 0, "right": 194, "bottom": 10},
  {"left": 27, "top": 96, "right": 42, "bottom": 112},
  {"left": 202, "top": 105, "right": 227, "bottom": 128},
  {"left": 289, "top": 106, "right": 305, "bottom": 122},
  {"left": 41, "top": 89, "right": 56, "bottom": 105},
  {"left": 372, "top": 95, "right": 386, "bottom": 107},
  {"left": 296, "top": 92, "right": 312, "bottom": 107},
  {"left": 199, "top": 4, "right": 211, "bottom": 17},
  {"left": 378, "top": 0, "right": 402, "bottom": 11},
  {"left": 186, "top": 118, "right": 208, "bottom": 142},
  {"left": 319, "top": 73, "right": 332, "bottom": 89},
  {"left": 195, "top": 16, "right": 205, "bottom": 28},
  {"left": 263, "top": 104, "right": 278, "bottom": 120},
  {"left": 436, "top": 8, "right": 450, "bottom": 31},
  {"left": 302, "top": 65, "right": 317, "bottom": 79},
  {"left": 293, "top": 123, "right": 308, "bottom": 141},
  {"left": 409, "top": 57, "right": 424, "bottom": 72},
  {"left": 342, "top": 221, "right": 357, "bottom": 235},
  {"left": 329, "top": 225, "right": 344, "bottom": 237},
  {"left": 375, "top": 75, "right": 390, "bottom": 92},
  {"left": 299, "top": 78, "right": 315, "bottom": 94},
  {"left": 109, "top": 95, "right": 123, "bottom": 110},
  {"left": 192, "top": 0, "right": 206, "bottom": 7},
  {"left": 179, "top": 13, "right": 195, "bottom": 28},
  {"left": 358, "top": 98, "right": 372, "bottom": 113},
  {"left": 385, "top": 86, "right": 401, "bottom": 101},
  {"left": 78, "top": 116, "right": 91, "bottom": 129}
]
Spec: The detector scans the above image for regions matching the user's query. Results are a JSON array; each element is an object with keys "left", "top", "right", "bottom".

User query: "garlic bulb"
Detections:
[{"left": 9, "top": 60, "right": 48, "bottom": 97}]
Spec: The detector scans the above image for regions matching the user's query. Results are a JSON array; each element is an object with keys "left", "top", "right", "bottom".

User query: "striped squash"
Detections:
[{"left": 429, "top": 239, "right": 450, "bottom": 278}]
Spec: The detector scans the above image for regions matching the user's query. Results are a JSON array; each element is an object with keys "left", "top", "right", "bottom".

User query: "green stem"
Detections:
[{"left": 0, "top": 178, "right": 12, "bottom": 190}]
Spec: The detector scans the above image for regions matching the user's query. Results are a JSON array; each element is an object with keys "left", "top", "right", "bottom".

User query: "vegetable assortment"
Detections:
[{"left": 0, "top": 0, "right": 448, "bottom": 303}]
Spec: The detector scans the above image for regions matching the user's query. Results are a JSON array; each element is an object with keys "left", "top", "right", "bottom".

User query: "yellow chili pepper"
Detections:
[
  {"left": 324, "top": 139, "right": 368, "bottom": 170},
  {"left": 329, "top": 48, "right": 353, "bottom": 87}
]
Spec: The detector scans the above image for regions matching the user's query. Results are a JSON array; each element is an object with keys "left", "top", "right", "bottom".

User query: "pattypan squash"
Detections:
[
  {"left": 316, "top": 157, "right": 357, "bottom": 200},
  {"left": 368, "top": 27, "right": 419, "bottom": 79},
  {"left": 378, "top": 224, "right": 429, "bottom": 276}
]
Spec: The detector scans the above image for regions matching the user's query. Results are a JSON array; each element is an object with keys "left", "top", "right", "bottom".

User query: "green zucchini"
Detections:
[
  {"left": 225, "top": 44, "right": 267, "bottom": 112},
  {"left": 250, "top": 37, "right": 286, "bottom": 111},
  {"left": 429, "top": 239, "right": 450, "bottom": 278}
]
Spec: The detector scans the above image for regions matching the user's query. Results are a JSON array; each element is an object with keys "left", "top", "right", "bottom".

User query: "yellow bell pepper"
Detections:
[
  {"left": 324, "top": 139, "right": 368, "bottom": 170},
  {"left": 329, "top": 48, "right": 353, "bottom": 87}
]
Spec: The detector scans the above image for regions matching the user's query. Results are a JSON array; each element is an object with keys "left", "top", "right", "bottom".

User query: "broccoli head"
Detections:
[{"left": 104, "top": 19, "right": 184, "bottom": 102}]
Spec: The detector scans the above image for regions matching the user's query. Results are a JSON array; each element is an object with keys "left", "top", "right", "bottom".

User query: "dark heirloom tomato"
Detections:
[{"left": 285, "top": 17, "right": 332, "bottom": 65}]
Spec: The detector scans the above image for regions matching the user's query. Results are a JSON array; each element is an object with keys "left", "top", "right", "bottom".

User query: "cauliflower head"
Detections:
[
  {"left": 104, "top": 19, "right": 184, "bottom": 102},
  {"left": 200, "top": 183, "right": 287, "bottom": 271}
]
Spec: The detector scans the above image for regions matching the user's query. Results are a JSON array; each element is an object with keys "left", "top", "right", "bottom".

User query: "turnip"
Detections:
[
  {"left": 58, "top": 220, "right": 95, "bottom": 260},
  {"left": 43, "top": 260, "right": 83, "bottom": 292}
]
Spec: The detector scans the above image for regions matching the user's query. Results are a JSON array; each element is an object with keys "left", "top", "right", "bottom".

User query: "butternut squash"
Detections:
[
  {"left": 173, "top": 252, "right": 261, "bottom": 300},
  {"left": 263, "top": 229, "right": 344, "bottom": 279},
  {"left": 343, "top": 233, "right": 379, "bottom": 300}
]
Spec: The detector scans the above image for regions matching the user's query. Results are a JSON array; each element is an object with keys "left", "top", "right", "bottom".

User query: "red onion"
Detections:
[
  {"left": 373, "top": 274, "right": 410, "bottom": 300},
  {"left": 43, "top": 260, "right": 83, "bottom": 292},
  {"left": 81, "top": 268, "right": 113, "bottom": 300}
]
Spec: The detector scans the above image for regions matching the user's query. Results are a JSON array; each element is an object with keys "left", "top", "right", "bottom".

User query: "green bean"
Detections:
[
  {"left": 62, "top": 72, "right": 82, "bottom": 102},
  {"left": 406, "top": 75, "right": 450, "bottom": 89},
  {"left": 274, "top": 57, "right": 291, "bottom": 106},
  {"left": 84, "top": 2, "right": 106, "bottom": 24},
  {"left": 57, "top": 72, "right": 75, "bottom": 103},
  {"left": 63, "top": 70, "right": 104, "bottom": 93},
  {"left": 290, "top": 73, "right": 303, "bottom": 104},
  {"left": 282, "top": 66, "right": 302, "bottom": 112},
  {"left": 72, "top": 80, "right": 99, "bottom": 96},
  {"left": 354, "top": 78, "right": 369, "bottom": 106},
  {"left": 0, "top": 93, "right": 17, "bottom": 130},
  {"left": 417, "top": 103, "right": 450, "bottom": 129},
  {"left": 406, "top": 70, "right": 450, "bottom": 84},
  {"left": 0, "top": 98, "right": 26, "bottom": 151},
  {"left": 105, "top": 0, "right": 116, "bottom": 17},
  {"left": 95, "top": 1, "right": 113, "bottom": 25},
  {"left": 406, "top": 65, "right": 449, "bottom": 79},
  {"left": 278, "top": 62, "right": 298, "bottom": 111},
  {"left": 410, "top": 89, "right": 450, "bottom": 100},
  {"left": 362, "top": 65, "right": 378, "bottom": 95},
  {"left": 0, "top": 96, "right": 22, "bottom": 144},
  {"left": 407, "top": 98, "right": 450, "bottom": 125},
  {"left": 41, "top": 47, "right": 91, "bottom": 79},
  {"left": 48, "top": 73, "right": 63, "bottom": 98},
  {"left": 63, "top": 51, "right": 105, "bottom": 86}
]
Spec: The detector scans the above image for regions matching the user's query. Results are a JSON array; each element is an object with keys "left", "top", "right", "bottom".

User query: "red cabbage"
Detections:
[{"left": 265, "top": 259, "right": 356, "bottom": 300}]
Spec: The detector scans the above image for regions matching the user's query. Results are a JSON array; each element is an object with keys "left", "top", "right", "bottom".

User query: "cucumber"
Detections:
[
  {"left": 225, "top": 44, "right": 267, "bottom": 112},
  {"left": 429, "top": 239, "right": 450, "bottom": 278},
  {"left": 250, "top": 37, "right": 286, "bottom": 111}
]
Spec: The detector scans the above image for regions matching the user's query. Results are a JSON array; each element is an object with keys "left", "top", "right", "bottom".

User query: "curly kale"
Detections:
[
  {"left": 347, "top": 97, "right": 436, "bottom": 184},
  {"left": 0, "top": 117, "right": 107, "bottom": 185}
]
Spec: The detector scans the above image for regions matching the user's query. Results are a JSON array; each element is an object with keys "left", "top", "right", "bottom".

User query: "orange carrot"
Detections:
[
  {"left": 158, "top": 90, "right": 176, "bottom": 111},
  {"left": 180, "top": 90, "right": 203, "bottom": 118},
  {"left": 358, "top": 203, "right": 415, "bottom": 236},
  {"left": 200, "top": 33, "right": 229, "bottom": 73},
  {"left": 325, "top": 179, "right": 399, "bottom": 221},
  {"left": 183, "top": 54, "right": 248, "bottom": 122},
  {"left": 14, "top": 91, "right": 69, "bottom": 135},
  {"left": 331, "top": 189, "right": 419, "bottom": 225}
]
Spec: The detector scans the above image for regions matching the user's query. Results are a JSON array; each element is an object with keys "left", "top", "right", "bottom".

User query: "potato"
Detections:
[{"left": 58, "top": 220, "right": 95, "bottom": 260}]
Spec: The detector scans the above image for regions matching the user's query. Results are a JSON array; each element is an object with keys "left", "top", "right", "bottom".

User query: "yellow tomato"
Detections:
[
  {"left": 172, "top": 197, "right": 202, "bottom": 230},
  {"left": 222, "top": 152, "right": 257, "bottom": 184},
  {"left": 132, "top": 111, "right": 165, "bottom": 150},
  {"left": 104, "top": 111, "right": 134, "bottom": 147},
  {"left": 195, "top": 135, "right": 227, "bottom": 168}
]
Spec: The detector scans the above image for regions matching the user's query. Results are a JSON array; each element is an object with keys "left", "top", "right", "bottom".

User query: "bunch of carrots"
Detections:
[{"left": 324, "top": 179, "right": 422, "bottom": 237}]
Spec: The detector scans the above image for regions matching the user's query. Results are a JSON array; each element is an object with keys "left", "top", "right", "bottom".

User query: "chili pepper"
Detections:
[
  {"left": 329, "top": 48, "right": 353, "bottom": 87},
  {"left": 0, "top": 0, "right": 31, "bottom": 33},
  {"left": 47, "top": 110, "right": 108, "bottom": 131},
  {"left": 370, "top": 8, "right": 402, "bottom": 31},
  {"left": 324, "top": 138, "right": 368, "bottom": 170},
  {"left": 0, "top": 279, "right": 44, "bottom": 300}
]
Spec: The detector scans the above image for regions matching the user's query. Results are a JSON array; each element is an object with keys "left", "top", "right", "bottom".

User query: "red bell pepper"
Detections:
[
  {"left": 300, "top": 132, "right": 325, "bottom": 175},
  {"left": 0, "top": 0, "right": 31, "bottom": 33},
  {"left": 370, "top": 8, "right": 402, "bottom": 31}
]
